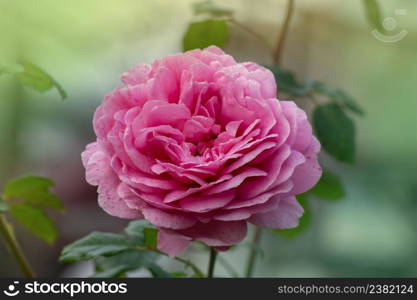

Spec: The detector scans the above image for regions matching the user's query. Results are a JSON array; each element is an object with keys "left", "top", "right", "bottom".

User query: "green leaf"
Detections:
[
  {"left": 144, "top": 227, "right": 158, "bottom": 249},
  {"left": 310, "top": 170, "right": 345, "bottom": 200},
  {"left": 363, "top": 0, "right": 385, "bottom": 33},
  {"left": 331, "top": 89, "right": 364, "bottom": 116},
  {"left": 9, "top": 203, "right": 58, "bottom": 244},
  {"left": 313, "top": 102, "right": 356, "bottom": 163},
  {"left": 124, "top": 219, "right": 149, "bottom": 244},
  {"left": 91, "top": 265, "right": 129, "bottom": 278},
  {"left": 16, "top": 61, "right": 67, "bottom": 99},
  {"left": 268, "top": 66, "right": 307, "bottom": 97},
  {"left": 94, "top": 249, "right": 159, "bottom": 277},
  {"left": 170, "top": 272, "right": 188, "bottom": 278},
  {"left": 183, "top": 19, "right": 229, "bottom": 51},
  {"left": 125, "top": 219, "right": 158, "bottom": 248},
  {"left": 0, "top": 198, "right": 9, "bottom": 213},
  {"left": 274, "top": 194, "right": 311, "bottom": 238},
  {"left": 3, "top": 175, "right": 63, "bottom": 211},
  {"left": 60, "top": 232, "right": 135, "bottom": 262},
  {"left": 308, "top": 80, "right": 364, "bottom": 116},
  {"left": 147, "top": 263, "right": 171, "bottom": 278},
  {"left": 192, "top": 0, "right": 233, "bottom": 17}
]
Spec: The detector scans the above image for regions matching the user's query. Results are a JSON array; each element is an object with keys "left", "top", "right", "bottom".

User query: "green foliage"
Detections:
[
  {"left": 17, "top": 61, "right": 67, "bottom": 99},
  {"left": 9, "top": 203, "right": 58, "bottom": 244},
  {"left": 310, "top": 170, "right": 345, "bottom": 200},
  {"left": 94, "top": 249, "right": 158, "bottom": 278},
  {"left": 170, "top": 272, "right": 188, "bottom": 278},
  {"left": 274, "top": 194, "right": 311, "bottom": 238},
  {"left": 144, "top": 227, "right": 158, "bottom": 249},
  {"left": 363, "top": 0, "right": 385, "bottom": 33},
  {"left": 307, "top": 80, "right": 364, "bottom": 116},
  {"left": 0, "top": 61, "right": 67, "bottom": 99},
  {"left": 147, "top": 263, "right": 172, "bottom": 278},
  {"left": 192, "top": 0, "right": 233, "bottom": 17},
  {"left": 60, "top": 232, "right": 136, "bottom": 262},
  {"left": 60, "top": 220, "right": 173, "bottom": 278},
  {"left": 268, "top": 66, "right": 364, "bottom": 116},
  {"left": 91, "top": 265, "right": 129, "bottom": 278},
  {"left": 124, "top": 219, "right": 149, "bottom": 243},
  {"left": 0, "top": 198, "right": 9, "bottom": 213},
  {"left": 2, "top": 175, "right": 62, "bottom": 244},
  {"left": 4, "top": 176, "right": 63, "bottom": 211},
  {"left": 267, "top": 65, "right": 360, "bottom": 163},
  {"left": 183, "top": 19, "right": 229, "bottom": 51},
  {"left": 268, "top": 66, "right": 309, "bottom": 97},
  {"left": 313, "top": 102, "right": 356, "bottom": 163}
]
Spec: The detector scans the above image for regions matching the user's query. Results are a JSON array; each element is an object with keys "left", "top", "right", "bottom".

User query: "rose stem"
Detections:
[
  {"left": 244, "top": 227, "right": 262, "bottom": 277},
  {"left": 207, "top": 247, "right": 218, "bottom": 278},
  {"left": 273, "top": 0, "right": 295, "bottom": 65},
  {"left": 0, "top": 214, "right": 35, "bottom": 277},
  {"left": 245, "top": 0, "right": 296, "bottom": 278}
]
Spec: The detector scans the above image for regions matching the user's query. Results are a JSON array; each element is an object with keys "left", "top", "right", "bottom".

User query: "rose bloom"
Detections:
[{"left": 82, "top": 46, "right": 322, "bottom": 257}]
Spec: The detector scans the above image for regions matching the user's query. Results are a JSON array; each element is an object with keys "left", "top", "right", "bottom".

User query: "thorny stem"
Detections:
[
  {"left": 135, "top": 246, "right": 205, "bottom": 278},
  {"left": 0, "top": 214, "right": 35, "bottom": 277}
]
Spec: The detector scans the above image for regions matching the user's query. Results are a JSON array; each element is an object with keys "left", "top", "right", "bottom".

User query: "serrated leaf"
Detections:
[
  {"left": 60, "top": 232, "right": 135, "bottom": 262},
  {"left": 267, "top": 66, "right": 308, "bottom": 97},
  {"left": 274, "top": 194, "right": 310, "bottom": 238},
  {"left": 192, "top": 0, "right": 233, "bottom": 17},
  {"left": 183, "top": 19, "right": 229, "bottom": 51},
  {"left": 144, "top": 227, "right": 158, "bottom": 249},
  {"left": 310, "top": 170, "right": 345, "bottom": 200},
  {"left": 363, "top": 0, "right": 385, "bottom": 33},
  {"left": 94, "top": 249, "right": 159, "bottom": 278},
  {"left": 0, "top": 198, "right": 9, "bottom": 213},
  {"left": 16, "top": 61, "right": 67, "bottom": 99},
  {"left": 9, "top": 203, "right": 58, "bottom": 244},
  {"left": 313, "top": 102, "right": 355, "bottom": 163},
  {"left": 3, "top": 175, "right": 63, "bottom": 211}
]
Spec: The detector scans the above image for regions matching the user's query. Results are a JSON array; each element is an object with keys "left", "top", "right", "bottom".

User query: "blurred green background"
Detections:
[{"left": 1, "top": 0, "right": 416, "bottom": 277}]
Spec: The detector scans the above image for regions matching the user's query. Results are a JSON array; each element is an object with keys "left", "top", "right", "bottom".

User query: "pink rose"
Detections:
[{"left": 82, "top": 46, "right": 322, "bottom": 257}]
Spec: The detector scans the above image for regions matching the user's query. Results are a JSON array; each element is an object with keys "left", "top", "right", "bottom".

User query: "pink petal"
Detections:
[
  {"left": 157, "top": 230, "right": 190, "bottom": 257},
  {"left": 82, "top": 143, "right": 141, "bottom": 219},
  {"left": 289, "top": 153, "right": 322, "bottom": 195},
  {"left": 205, "top": 167, "right": 267, "bottom": 195},
  {"left": 142, "top": 207, "right": 197, "bottom": 230},
  {"left": 179, "top": 190, "right": 236, "bottom": 213},
  {"left": 179, "top": 220, "right": 247, "bottom": 247},
  {"left": 249, "top": 196, "right": 303, "bottom": 229}
]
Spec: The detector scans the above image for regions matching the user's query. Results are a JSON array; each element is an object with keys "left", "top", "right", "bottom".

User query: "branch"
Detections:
[
  {"left": 273, "top": 0, "right": 295, "bottom": 65},
  {"left": 0, "top": 214, "right": 35, "bottom": 277}
]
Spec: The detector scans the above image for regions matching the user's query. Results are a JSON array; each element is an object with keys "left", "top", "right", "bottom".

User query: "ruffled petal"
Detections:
[{"left": 249, "top": 196, "right": 303, "bottom": 229}]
